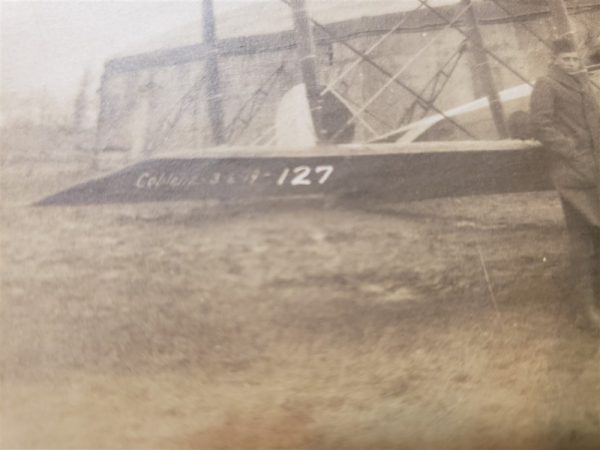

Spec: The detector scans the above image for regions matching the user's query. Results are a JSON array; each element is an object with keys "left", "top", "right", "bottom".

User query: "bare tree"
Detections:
[{"left": 72, "top": 68, "right": 91, "bottom": 133}]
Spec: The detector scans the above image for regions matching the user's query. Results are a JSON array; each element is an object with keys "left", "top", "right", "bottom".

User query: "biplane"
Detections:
[{"left": 37, "top": 0, "right": 599, "bottom": 207}]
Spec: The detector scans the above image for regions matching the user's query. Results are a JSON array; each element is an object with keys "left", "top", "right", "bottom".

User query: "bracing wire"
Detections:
[
  {"left": 416, "top": 0, "right": 533, "bottom": 86},
  {"left": 224, "top": 61, "right": 287, "bottom": 143},
  {"left": 395, "top": 39, "right": 468, "bottom": 128},
  {"left": 320, "top": 2, "right": 426, "bottom": 97},
  {"left": 328, "top": 1, "right": 473, "bottom": 142},
  {"left": 146, "top": 75, "right": 206, "bottom": 153},
  {"left": 278, "top": 0, "right": 479, "bottom": 140}
]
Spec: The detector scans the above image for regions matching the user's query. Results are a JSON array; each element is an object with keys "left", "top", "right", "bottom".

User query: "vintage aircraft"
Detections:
[
  {"left": 36, "top": 0, "right": 594, "bottom": 208},
  {"left": 36, "top": 139, "right": 550, "bottom": 206}
]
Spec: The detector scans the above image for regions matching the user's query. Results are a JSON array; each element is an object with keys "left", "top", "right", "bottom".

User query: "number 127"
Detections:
[{"left": 277, "top": 165, "right": 334, "bottom": 186}]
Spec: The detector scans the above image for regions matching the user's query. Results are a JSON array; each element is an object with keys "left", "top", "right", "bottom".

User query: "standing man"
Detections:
[{"left": 530, "top": 37, "right": 600, "bottom": 331}]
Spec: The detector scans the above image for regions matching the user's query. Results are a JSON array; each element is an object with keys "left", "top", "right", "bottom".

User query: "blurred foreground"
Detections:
[{"left": 1, "top": 149, "right": 599, "bottom": 449}]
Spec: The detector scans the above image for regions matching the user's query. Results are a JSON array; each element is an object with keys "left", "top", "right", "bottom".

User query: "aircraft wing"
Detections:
[{"left": 36, "top": 141, "right": 552, "bottom": 206}]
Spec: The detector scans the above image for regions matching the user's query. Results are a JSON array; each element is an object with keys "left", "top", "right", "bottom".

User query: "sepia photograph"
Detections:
[{"left": 1, "top": 0, "right": 600, "bottom": 448}]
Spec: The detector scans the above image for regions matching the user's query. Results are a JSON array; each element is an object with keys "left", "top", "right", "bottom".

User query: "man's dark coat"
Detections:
[{"left": 530, "top": 65, "right": 600, "bottom": 226}]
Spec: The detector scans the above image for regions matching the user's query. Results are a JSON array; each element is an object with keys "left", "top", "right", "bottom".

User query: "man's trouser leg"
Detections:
[
  {"left": 560, "top": 198, "right": 600, "bottom": 329},
  {"left": 592, "top": 226, "right": 600, "bottom": 306}
]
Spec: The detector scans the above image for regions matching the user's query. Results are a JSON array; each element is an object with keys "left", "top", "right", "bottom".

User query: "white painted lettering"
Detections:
[
  {"left": 291, "top": 166, "right": 311, "bottom": 185},
  {"left": 315, "top": 165, "right": 334, "bottom": 184},
  {"left": 136, "top": 172, "right": 150, "bottom": 188}
]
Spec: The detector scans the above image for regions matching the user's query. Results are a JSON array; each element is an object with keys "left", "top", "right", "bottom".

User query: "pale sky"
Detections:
[
  {"left": 0, "top": 0, "right": 455, "bottom": 102},
  {"left": 1, "top": 0, "right": 204, "bottom": 99}
]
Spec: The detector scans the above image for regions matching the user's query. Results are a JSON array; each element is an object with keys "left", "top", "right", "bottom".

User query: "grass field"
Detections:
[{"left": 1, "top": 158, "right": 599, "bottom": 449}]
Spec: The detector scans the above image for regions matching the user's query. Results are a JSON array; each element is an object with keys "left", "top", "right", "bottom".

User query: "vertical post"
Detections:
[
  {"left": 462, "top": 0, "right": 508, "bottom": 139},
  {"left": 202, "top": 0, "right": 224, "bottom": 145},
  {"left": 290, "top": 0, "right": 322, "bottom": 143}
]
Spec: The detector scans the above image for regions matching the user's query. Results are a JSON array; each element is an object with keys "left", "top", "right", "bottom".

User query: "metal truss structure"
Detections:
[
  {"left": 272, "top": 0, "right": 599, "bottom": 145},
  {"left": 155, "top": 0, "right": 600, "bottom": 148}
]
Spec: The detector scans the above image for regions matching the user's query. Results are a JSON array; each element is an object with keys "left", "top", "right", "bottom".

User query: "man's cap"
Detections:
[{"left": 551, "top": 37, "right": 577, "bottom": 55}]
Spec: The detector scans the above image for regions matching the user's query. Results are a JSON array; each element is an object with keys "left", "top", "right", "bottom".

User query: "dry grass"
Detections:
[{"left": 1, "top": 159, "right": 599, "bottom": 449}]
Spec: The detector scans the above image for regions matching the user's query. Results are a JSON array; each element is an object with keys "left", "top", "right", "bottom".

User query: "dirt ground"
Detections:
[{"left": 1, "top": 159, "right": 599, "bottom": 450}]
